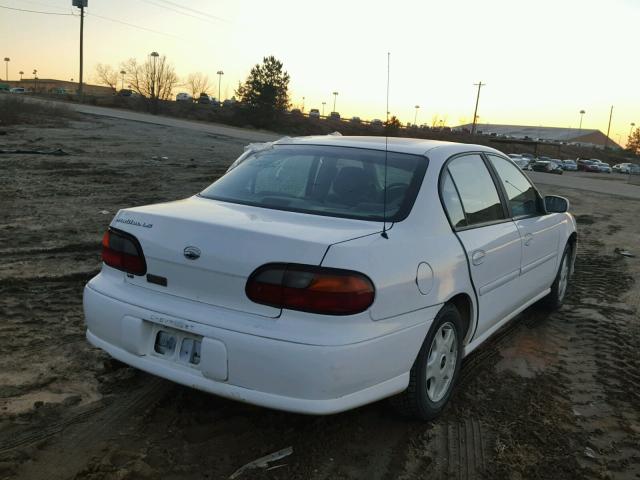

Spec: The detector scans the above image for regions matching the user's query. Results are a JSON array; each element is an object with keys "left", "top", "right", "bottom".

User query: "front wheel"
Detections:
[
  {"left": 541, "top": 244, "right": 572, "bottom": 310},
  {"left": 390, "top": 304, "right": 463, "bottom": 420}
]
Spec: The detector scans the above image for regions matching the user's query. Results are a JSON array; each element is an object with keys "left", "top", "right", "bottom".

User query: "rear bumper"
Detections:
[{"left": 84, "top": 284, "right": 432, "bottom": 415}]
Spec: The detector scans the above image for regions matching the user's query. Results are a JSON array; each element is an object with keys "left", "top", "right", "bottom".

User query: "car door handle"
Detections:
[
  {"left": 524, "top": 233, "right": 533, "bottom": 246},
  {"left": 471, "top": 250, "right": 486, "bottom": 266}
]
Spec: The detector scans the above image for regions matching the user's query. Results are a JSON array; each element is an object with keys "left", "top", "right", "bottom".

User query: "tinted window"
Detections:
[
  {"left": 200, "top": 145, "right": 428, "bottom": 222},
  {"left": 488, "top": 155, "right": 541, "bottom": 217},
  {"left": 441, "top": 170, "right": 467, "bottom": 228},
  {"left": 447, "top": 155, "right": 505, "bottom": 226}
]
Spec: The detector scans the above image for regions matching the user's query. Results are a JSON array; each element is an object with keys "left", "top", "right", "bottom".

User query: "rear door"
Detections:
[
  {"left": 442, "top": 154, "right": 522, "bottom": 337},
  {"left": 486, "top": 155, "right": 562, "bottom": 300}
]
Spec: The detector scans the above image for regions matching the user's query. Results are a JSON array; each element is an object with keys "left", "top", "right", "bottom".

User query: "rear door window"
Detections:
[{"left": 446, "top": 154, "right": 506, "bottom": 227}]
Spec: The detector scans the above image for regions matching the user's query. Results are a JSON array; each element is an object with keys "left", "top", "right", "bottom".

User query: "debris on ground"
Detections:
[
  {"left": 584, "top": 446, "right": 597, "bottom": 459},
  {"left": 0, "top": 148, "right": 69, "bottom": 156},
  {"left": 229, "top": 447, "right": 293, "bottom": 479},
  {"left": 614, "top": 248, "right": 635, "bottom": 257}
]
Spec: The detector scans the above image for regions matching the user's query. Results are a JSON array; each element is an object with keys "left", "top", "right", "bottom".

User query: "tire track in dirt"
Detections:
[{"left": 6, "top": 376, "right": 172, "bottom": 480}]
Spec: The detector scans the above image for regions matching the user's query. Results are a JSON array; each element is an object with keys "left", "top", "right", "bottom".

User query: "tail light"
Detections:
[
  {"left": 246, "top": 263, "right": 375, "bottom": 315},
  {"left": 101, "top": 228, "right": 147, "bottom": 276}
]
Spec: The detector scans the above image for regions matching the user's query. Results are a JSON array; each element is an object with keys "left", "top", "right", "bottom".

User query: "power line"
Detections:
[
  {"left": 0, "top": 4, "right": 74, "bottom": 15},
  {"left": 153, "top": 0, "right": 228, "bottom": 22},
  {"left": 86, "top": 12, "right": 182, "bottom": 39},
  {"left": 136, "top": 0, "right": 225, "bottom": 25}
]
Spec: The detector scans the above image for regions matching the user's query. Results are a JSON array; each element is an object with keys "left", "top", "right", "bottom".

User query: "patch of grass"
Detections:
[{"left": 0, "top": 95, "right": 78, "bottom": 126}]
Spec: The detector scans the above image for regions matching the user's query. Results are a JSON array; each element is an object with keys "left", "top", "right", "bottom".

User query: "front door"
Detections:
[
  {"left": 486, "top": 155, "right": 562, "bottom": 301},
  {"left": 443, "top": 154, "right": 522, "bottom": 338}
]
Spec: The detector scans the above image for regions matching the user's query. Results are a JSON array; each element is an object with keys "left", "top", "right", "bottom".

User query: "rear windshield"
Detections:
[{"left": 200, "top": 144, "right": 428, "bottom": 222}]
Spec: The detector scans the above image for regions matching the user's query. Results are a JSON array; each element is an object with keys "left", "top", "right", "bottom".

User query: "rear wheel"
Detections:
[
  {"left": 541, "top": 244, "right": 571, "bottom": 310},
  {"left": 391, "top": 304, "right": 463, "bottom": 420}
]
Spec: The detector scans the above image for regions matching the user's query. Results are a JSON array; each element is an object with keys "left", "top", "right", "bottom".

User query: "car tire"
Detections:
[
  {"left": 390, "top": 304, "right": 463, "bottom": 420},
  {"left": 540, "top": 244, "right": 572, "bottom": 310}
]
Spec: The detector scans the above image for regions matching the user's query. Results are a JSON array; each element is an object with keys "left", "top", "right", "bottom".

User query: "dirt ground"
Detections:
[{"left": 1, "top": 115, "right": 638, "bottom": 480}]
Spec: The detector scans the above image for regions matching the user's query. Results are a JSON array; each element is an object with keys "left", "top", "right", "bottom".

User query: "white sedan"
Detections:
[{"left": 84, "top": 136, "right": 577, "bottom": 419}]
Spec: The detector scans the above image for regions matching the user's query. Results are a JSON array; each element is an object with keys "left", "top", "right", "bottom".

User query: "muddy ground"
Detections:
[{"left": 0, "top": 115, "right": 638, "bottom": 480}]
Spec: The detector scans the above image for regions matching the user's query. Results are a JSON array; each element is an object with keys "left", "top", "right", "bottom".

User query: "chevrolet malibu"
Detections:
[{"left": 84, "top": 136, "right": 577, "bottom": 419}]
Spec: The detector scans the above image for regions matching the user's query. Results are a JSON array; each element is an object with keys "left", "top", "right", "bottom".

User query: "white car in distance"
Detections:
[{"left": 84, "top": 136, "right": 577, "bottom": 419}]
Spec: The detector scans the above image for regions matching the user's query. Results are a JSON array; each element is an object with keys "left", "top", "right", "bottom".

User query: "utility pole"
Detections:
[
  {"left": 321, "top": 102, "right": 326, "bottom": 116},
  {"left": 414, "top": 105, "right": 420, "bottom": 126},
  {"left": 579, "top": 109, "right": 585, "bottom": 130},
  {"left": 3, "top": 58, "right": 9, "bottom": 82},
  {"left": 72, "top": 0, "right": 87, "bottom": 97},
  {"left": 604, "top": 105, "right": 613, "bottom": 150},
  {"left": 120, "top": 70, "right": 126, "bottom": 91},
  {"left": 471, "top": 81, "right": 485, "bottom": 135},
  {"left": 332, "top": 91, "right": 338, "bottom": 113}
]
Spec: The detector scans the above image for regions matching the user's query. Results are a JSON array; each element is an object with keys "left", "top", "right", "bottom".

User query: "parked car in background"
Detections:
[
  {"left": 592, "top": 160, "right": 612, "bottom": 173},
  {"left": 309, "top": 108, "right": 320, "bottom": 119},
  {"left": 531, "top": 160, "right": 563, "bottom": 174},
  {"left": 328, "top": 111, "right": 341, "bottom": 121},
  {"left": 0, "top": 83, "right": 10, "bottom": 92},
  {"left": 176, "top": 92, "right": 192, "bottom": 102},
  {"left": 49, "top": 87, "right": 67, "bottom": 95},
  {"left": 10, "top": 87, "right": 25, "bottom": 94},
  {"left": 550, "top": 159, "right": 565, "bottom": 170},
  {"left": 197, "top": 93, "right": 211, "bottom": 104},
  {"left": 613, "top": 163, "right": 635, "bottom": 173},
  {"left": 350, "top": 116, "right": 362, "bottom": 124},
  {"left": 562, "top": 160, "right": 578, "bottom": 171},
  {"left": 84, "top": 136, "right": 577, "bottom": 420},
  {"left": 118, "top": 89, "right": 133, "bottom": 97},
  {"left": 512, "top": 158, "right": 530, "bottom": 170},
  {"left": 521, "top": 153, "right": 536, "bottom": 161},
  {"left": 577, "top": 159, "right": 601, "bottom": 172},
  {"left": 370, "top": 119, "right": 383, "bottom": 128}
]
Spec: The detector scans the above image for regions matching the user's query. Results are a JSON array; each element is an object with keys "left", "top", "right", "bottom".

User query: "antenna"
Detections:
[{"left": 381, "top": 51, "right": 390, "bottom": 239}]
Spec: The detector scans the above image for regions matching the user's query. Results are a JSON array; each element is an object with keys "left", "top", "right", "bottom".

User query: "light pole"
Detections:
[
  {"left": 302, "top": 96, "right": 305, "bottom": 113},
  {"left": 629, "top": 122, "right": 636, "bottom": 138},
  {"left": 150, "top": 51, "right": 159, "bottom": 99},
  {"left": 120, "top": 70, "right": 126, "bottom": 91},
  {"left": 605, "top": 105, "right": 614, "bottom": 150},
  {"left": 579, "top": 109, "right": 585, "bottom": 130},
  {"left": 321, "top": 102, "right": 326, "bottom": 116},
  {"left": 471, "top": 81, "right": 485, "bottom": 135},
  {"left": 3, "top": 58, "right": 9, "bottom": 81},
  {"left": 332, "top": 91, "right": 338, "bottom": 113},
  {"left": 33, "top": 69, "right": 37, "bottom": 92},
  {"left": 414, "top": 105, "right": 420, "bottom": 126},
  {"left": 216, "top": 70, "right": 224, "bottom": 104},
  {"left": 19, "top": 70, "right": 23, "bottom": 81}
]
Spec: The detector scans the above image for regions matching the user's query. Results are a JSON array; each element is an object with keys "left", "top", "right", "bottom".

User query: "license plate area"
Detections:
[{"left": 152, "top": 328, "right": 202, "bottom": 367}]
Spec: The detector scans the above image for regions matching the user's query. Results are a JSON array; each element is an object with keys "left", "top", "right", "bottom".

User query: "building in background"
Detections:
[{"left": 454, "top": 124, "right": 621, "bottom": 150}]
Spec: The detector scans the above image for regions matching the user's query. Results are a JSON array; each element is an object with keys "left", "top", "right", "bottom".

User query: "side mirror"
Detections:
[{"left": 545, "top": 195, "right": 569, "bottom": 213}]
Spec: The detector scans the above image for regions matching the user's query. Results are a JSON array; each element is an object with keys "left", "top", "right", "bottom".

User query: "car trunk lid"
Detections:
[{"left": 110, "top": 196, "right": 381, "bottom": 318}]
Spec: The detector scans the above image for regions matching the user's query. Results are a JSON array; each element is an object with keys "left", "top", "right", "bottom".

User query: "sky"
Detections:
[{"left": 1, "top": 0, "right": 639, "bottom": 144}]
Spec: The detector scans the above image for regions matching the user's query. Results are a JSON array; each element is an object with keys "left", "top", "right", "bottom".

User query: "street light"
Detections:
[
  {"left": 33, "top": 69, "right": 37, "bottom": 92},
  {"left": 3, "top": 57, "right": 9, "bottom": 81},
  {"left": 120, "top": 70, "right": 126, "bottom": 91},
  {"left": 216, "top": 70, "right": 224, "bottom": 104},
  {"left": 414, "top": 105, "right": 420, "bottom": 126},
  {"left": 630, "top": 122, "right": 636, "bottom": 138},
  {"left": 321, "top": 102, "right": 326, "bottom": 116},
  {"left": 150, "top": 52, "right": 159, "bottom": 98},
  {"left": 579, "top": 109, "right": 585, "bottom": 130},
  {"left": 332, "top": 91, "right": 338, "bottom": 112},
  {"left": 19, "top": 70, "right": 24, "bottom": 81},
  {"left": 302, "top": 96, "right": 305, "bottom": 113}
]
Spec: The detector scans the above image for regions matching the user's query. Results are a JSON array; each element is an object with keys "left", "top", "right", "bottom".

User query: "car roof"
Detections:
[{"left": 277, "top": 135, "right": 505, "bottom": 158}]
